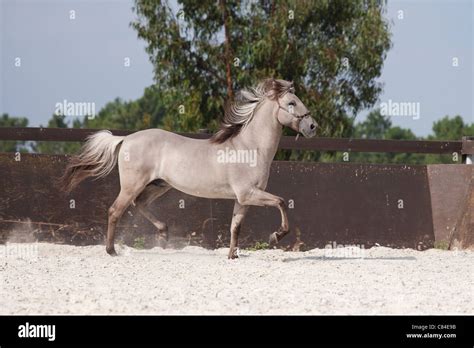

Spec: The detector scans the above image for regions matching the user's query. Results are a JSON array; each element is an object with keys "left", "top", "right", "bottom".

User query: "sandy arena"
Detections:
[{"left": 0, "top": 243, "right": 472, "bottom": 315}]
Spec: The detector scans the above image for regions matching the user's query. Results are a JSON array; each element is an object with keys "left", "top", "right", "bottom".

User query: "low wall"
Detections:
[
  {"left": 0, "top": 153, "right": 472, "bottom": 250},
  {"left": 427, "top": 165, "right": 473, "bottom": 248}
]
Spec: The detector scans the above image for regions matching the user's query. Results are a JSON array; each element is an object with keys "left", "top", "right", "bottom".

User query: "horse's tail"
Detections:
[{"left": 59, "top": 130, "right": 125, "bottom": 193}]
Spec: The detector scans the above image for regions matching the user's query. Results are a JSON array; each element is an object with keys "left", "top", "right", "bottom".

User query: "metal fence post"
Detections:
[{"left": 462, "top": 136, "right": 474, "bottom": 164}]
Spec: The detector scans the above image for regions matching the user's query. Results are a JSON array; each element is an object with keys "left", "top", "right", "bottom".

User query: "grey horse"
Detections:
[{"left": 61, "top": 78, "right": 318, "bottom": 259}]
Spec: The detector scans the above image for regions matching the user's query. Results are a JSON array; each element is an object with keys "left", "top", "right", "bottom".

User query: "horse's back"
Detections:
[{"left": 125, "top": 128, "right": 181, "bottom": 142}]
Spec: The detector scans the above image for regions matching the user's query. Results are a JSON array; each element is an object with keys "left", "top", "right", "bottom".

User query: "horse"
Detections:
[{"left": 60, "top": 78, "right": 318, "bottom": 259}]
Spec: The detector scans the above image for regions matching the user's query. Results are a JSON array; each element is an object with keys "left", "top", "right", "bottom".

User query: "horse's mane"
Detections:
[{"left": 210, "top": 78, "right": 294, "bottom": 144}]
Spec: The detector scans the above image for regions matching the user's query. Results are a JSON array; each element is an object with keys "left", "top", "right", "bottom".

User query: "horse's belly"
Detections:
[{"left": 168, "top": 181, "right": 236, "bottom": 200}]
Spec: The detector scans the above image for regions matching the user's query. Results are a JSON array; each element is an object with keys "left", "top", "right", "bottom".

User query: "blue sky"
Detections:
[{"left": 1, "top": 0, "right": 472, "bottom": 136}]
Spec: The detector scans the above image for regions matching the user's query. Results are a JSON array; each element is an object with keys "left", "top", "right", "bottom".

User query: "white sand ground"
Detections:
[{"left": 0, "top": 243, "right": 472, "bottom": 315}]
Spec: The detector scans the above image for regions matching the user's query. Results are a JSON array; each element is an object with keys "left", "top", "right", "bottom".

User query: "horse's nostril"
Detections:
[{"left": 310, "top": 123, "right": 315, "bottom": 130}]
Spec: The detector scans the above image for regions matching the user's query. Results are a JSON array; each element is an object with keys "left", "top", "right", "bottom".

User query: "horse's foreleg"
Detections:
[
  {"left": 228, "top": 201, "right": 249, "bottom": 259},
  {"left": 135, "top": 182, "right": 172, "bottom": 248},
  {"left": 106, "top": 190, "right": 136, "bottom": 256},
  {"left": 237, "top": 188, "right": 289, "bottom": 247}
]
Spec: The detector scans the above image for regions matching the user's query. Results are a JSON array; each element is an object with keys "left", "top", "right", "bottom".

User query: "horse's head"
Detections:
[
  {"left": 269, "top": 79, "right": 318, "bottom": 138},
  {"left": 211, "top": 78, "right": 318, "bottom": 144}
]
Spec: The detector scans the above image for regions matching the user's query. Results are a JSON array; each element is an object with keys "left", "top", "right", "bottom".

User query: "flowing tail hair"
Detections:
[{"left": 60, "top": 130, "right": 125, "bottom": 193}]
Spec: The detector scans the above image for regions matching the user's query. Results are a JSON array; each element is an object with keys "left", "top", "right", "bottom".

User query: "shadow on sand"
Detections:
[{"left": 282, "top": 256, "right": 417, "bottom": 262}]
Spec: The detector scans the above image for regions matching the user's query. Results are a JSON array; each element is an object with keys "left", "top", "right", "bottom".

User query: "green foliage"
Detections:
[
  {"left": 35, "top": 115, "right": 83, "bottom": 154},
  {"left": 429, "top": 115, "right": 474, "bottom": 141},
  {"left": 0, "top": 113, "right": 29, "bottom": 128},
  {"left": 433, "top": 240, "right": 450, "bottom": 250},
  {"left": 35, "top": 85, "right": 170, "bottom": 154},
  {"left": 133, "top": 236, "right": 146, "bottom": 249},
  {"left": 0, "top": 113, "right": 30, "bottom": 152},
  {"left": 423, "top": 115, "right": 474, "bottom": 164},
  {"left": 342, "top": 110, "right": 472, "bottom": 164},
  {"left": 352, "top": 110, "right": 392, "bottom": 139},
  {"left": 131, "top": 0, "right": 392, "bottom": 140},
  {"left": 348, "top": 110, "right": 423, "bottom": 164},
  {"left": 83, "top": 86, "right": 167, "bottom": 130},
  {"left": 246, "top": 241, "right": 270, "bottom": 251}
]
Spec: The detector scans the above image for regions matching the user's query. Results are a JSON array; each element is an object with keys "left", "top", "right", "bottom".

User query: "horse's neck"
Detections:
[{"left": 237, "top": 101, "right": 282, "bottom": 159}]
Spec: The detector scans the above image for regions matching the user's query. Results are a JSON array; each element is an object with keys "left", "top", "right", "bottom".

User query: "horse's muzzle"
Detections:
[{"left": 299, "top": 117, "right": 318, "bottom": 138}]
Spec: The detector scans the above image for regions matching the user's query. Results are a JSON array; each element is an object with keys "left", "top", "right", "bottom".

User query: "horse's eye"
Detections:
[{"left": 289, "top": 101, "right": 296, "bottom": 107}]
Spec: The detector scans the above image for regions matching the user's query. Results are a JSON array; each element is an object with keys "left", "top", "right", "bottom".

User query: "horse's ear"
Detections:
[
  {"left": 271, "top": 78, "right": 278, "bottom": 89},
  {"left": 264, "top": 78, "right": 278, "bottom": 98},
  {"left": 288, "top": 81, "right": 295, "bottom": 94}
]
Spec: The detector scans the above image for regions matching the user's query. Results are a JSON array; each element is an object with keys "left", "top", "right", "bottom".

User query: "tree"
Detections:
[
  {"left": 348, "top": 110, "right": 425, "bottom": 164},
  {"left": 0, "top": 113, "right": 29, "bottom": 152},
  {"left": 424, "top": 115, "right": 473, "bottom": 164},
  {"left": 131, "top": 0, "right": 392, "bottom": 140},
  {"left": 35, "top": 115, "right": 83, "bottom": 154},
  {"left": 352, "top": 110, "right": 392, "bottom": 139},
  {"left": 83, "top": 85, "right": 167, "bottom": 130},
  {"left": 348, "top": 112, "right": 474, "bottom": 164},
  {"left": 429, "top": 115, "right": 473, "bottom": 140}
]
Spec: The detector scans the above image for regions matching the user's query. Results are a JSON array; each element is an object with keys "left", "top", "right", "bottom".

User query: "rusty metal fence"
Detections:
[
  {"left": 1, "top": 127, "right": 472, "bottom": 154},
  {"left": 0, "top": 127, "right": 472, "bottom": 250}
]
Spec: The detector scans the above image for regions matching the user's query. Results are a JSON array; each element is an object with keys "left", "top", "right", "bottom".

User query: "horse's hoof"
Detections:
[
  {"left": 157, "top": 235, "right": 168, "bottom": 249},
  {"left": 269, "top": 232, "right": 279, "bottom": 246},
  {"left": 106, "top": 246, "right": 118, "bottom": 256},
  {"left": 228, "top": 248, "right": 239, "bottom": 259},
  {"left": 160, "top": 226, "right": 169, "bottom": 241}
]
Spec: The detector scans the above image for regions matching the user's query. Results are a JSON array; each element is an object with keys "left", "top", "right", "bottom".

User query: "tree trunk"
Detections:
[{"left": 220, "top": 0, "right": 233, "bottom": 100}]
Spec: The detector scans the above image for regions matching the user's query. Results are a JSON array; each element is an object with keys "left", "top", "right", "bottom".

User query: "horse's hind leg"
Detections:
[
  {"left": 135, "top": 181, "right": 172, "bottom": 248},
  {"left": 106, "top": 188, "right": 139, "bottom": 256}
]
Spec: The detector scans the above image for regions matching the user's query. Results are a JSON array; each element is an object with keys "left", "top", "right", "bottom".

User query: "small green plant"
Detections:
[
  {"left": 133, "top": 236, "right": 145, "bottom": 249},
  {"left": 246, "top": 241, "right": 270, "bottom": 251},
  {"left": 434, "top": 240, "right": 449, "bottom": 250}
]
